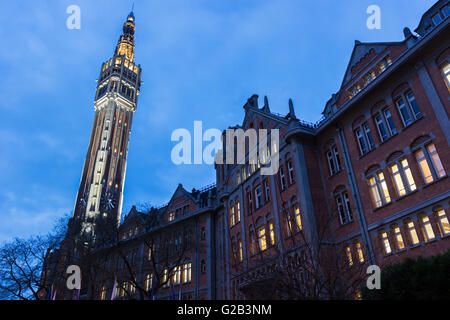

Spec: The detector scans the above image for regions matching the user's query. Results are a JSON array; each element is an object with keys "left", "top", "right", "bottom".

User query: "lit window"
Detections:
[
  {"left": 236, "top": 202, "right": 241, "bottom": 223},
  {"left": 168, "top": 212, "right": 175, "bottom": 222},
  {"left": 294, "top": 204, "right": 302, "bottom": 231},
  {"left": 389, "top": 158, "right": 416, "bottom": 197},
  {"left": 236, "top": 171, "right": 240, "bottom": 185},
  {"left": 427, "top": 144, "right": 445, "bottom": 178},
  {"left": 162, "top": 269, "right": 169, "bottom": 287},
  {"left": 380, "top": 231, "right": 392, "bottom": 255},
  {"left": 182, "top": 263, "right": 192, "bottom": 283},
  {"left": 368, "top": 172, "right": 390, "bottom": 208},
  {"left": 442, "top": 63, "right": 450, "bottom": 90},
  {"left": 230, "top": 205, "right": 235, "bottom": 227},
  {"left": 401, "top": 159, "right": 417, "bottom": 191},
  {"left": 345, "top": 246, "right": 353, "bottom": 266},
  {"left": 390, "top": 164, "right": 406, "bottom": 196},
  {"left": 100, "top": 286, "right": 106, "bottom": 300},
  {"left": 378, "top": 60, "right": 386, "bottom": 72},
  {"left": 393, "top": 226, "right": 405, "bottom": 250},
  {"left": 416, "top": 149, "right": 434, "bottom": 184},
  {"left": 407, "top": 221, "right": 420, "bottom": 245},
  {"left": 174, "top": 266, "right": 181, "bottom": 284},
  {"left": 269, "top": 221, "right": 275, "bottom": 245},
  {"left": 437, "top": 209, "right": 450, "bottom": 236},
  {"left": 368, "top": 176, "right": 382, "bottom": 208},
  {"left": 421, "top": 216, "right": 435, "bottom": 242},
  {"left": 144, "top": 273, "right": 153, "bottom": 291},
  {"left": 258, "top": 225, "right": 267, "bottom": 251},
  {"left": 356, "top": 242, "right": 364, "bottom": 263},
  {"left": 239, "top": 240, "right": 243, "bottom": 262}
]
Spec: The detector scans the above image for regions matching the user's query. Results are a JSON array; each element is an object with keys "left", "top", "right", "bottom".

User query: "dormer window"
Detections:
[
  {"left": 432, "top": 13, "right": 443, "bottom": 26},
  {"left": 442, "top": 4, "right": 450, "bottom": 18}
]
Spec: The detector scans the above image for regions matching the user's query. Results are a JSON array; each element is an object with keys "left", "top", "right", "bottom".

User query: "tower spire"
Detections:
[
  {"left": 115, "top": 11, "right": 136, "bottom": 61},
  {"left": 72, "top": 10, "right": 142, "bottom": 242}
]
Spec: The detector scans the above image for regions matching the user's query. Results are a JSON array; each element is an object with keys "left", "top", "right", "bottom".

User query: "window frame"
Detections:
[{"left": 395, "top": 90, "right": 422, "bottom": 127}]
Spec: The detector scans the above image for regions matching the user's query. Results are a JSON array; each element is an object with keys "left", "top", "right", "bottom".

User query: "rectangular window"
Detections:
[
  {"left": 375, "top": 172, "right": 391, "bottom": 206},
  {"left": 287, "top": 160, "right": 295, "bottom": 184},
  {"left": 380, "top": 231, "right": 392, "bottom": 255},
  {"left": 390, "top": 163, "right": 406, "bottom": 196},
  {"left": 269, "top": 221, "right": 275, "bottom": 245},
  {"left": 442, "top": 63, "right": 450, "bottom": 89},
  {"left": 355, "top": 128, "right": 368, "bottom": 155},
  {"left": 407, "top": 221, "right": 420, "bottom": 245},
  {"left": 345, "top": 246, "right": 353, "bottom": 266},
  {"left": 294, "top": 204, "right": 302, "bottom": 231},
  {"left": 396, "top": 97, "right": 412, "bottom": 126},
  {"left": 145, "top": 273, "right": 153, "bottom": 291},
  {"left": 280, "top": 167, "right": 287, "bottom": 190},
  {"left": 285, "top": 212, "right": 293, "bottom": 237},
  {"left": 174, "top": 266, "right": 181, "bottom": 285},
  {"left": 416, "top": 149, "right": 434, "bottom": 184},
  {"left": 384, "top": 109, "right": 397, "bottom": 135},
  {"left": 327, "top": 150, "right": 336, "bottom": 175},
  {"left": 183, "top": 263, "right": 192, "bottom": 283},
  {"left": 236, "top": 202, "right": 241, "bottom": 223},
  {"left": 356, "top": 242, "right": 364, "bottom": 263},
  {"left": 368, "top": 176, "right": 382, "bottom": 208},
  {"left": 375, "top": 114, "right": 389, "bottom": 142},
  {"left": 239, "top": 240, "right": 243, "bottom": 262},
  {"left": 432, "top": 13, "right": 443, "bottom": 25},
  {"left": 247, "top": 191, "right": 253, "bottom": 214},
  {"left": 255, "top": 187, "right": 263, "bottom": 209},
  {"left": 421, "top": 216, "right": 435, "bottom": 241},
  {"left": 427, "top": 144, "right": 445, "bottom": 178},
  {"left": 264, "top": 180, "right": 270, "bottom": 202},
  {"left": 230, "top": 206, "right": 235, "bottom": 227},
  {"left": 168, "top": 212, "right": 175, "bottom": 222},
  {"left": 406, "top": 91, "right": 422, "bottom": 120},
  {"left": 162, "top": 269, "right": 169, "bottom": 287},
  {"left": 442, "top": 5, "right": 450, "bottom": 18},
  {"left": 401, "top": 159, "right": 417, "bottom": 192},
  {"left": 393, "top": 227, "right": 405, "bottom": 250},
  {"left": 437, "top": 209, "right": 450, "bottom": 236},
  {"left": 258, "top": 226, "right": 267, "bottom": 251},
  {"left": 364, "top": 124, "right": 375, "bottom": 150}
]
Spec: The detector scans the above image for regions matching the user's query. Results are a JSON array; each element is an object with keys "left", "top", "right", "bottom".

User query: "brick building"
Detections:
[{"left": 42, "top": 0, "right": 450, "bottom": 300}]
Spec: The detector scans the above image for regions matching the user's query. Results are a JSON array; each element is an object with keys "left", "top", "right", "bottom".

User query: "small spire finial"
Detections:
[{"left": 289, "top": 98, "right": 297, "bottom": 120}]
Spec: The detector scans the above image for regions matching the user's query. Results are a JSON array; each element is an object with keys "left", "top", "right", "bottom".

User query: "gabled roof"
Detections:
[
  {"left": 166, "top": 184, "right": 195, "bottom": 209},
  {"left": 339, "top": 41, "right": 399, "bottom": 89}
]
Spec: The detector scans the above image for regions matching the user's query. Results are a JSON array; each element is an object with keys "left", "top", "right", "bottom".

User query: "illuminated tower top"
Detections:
[{"left": 115, "top": 11, "right": 136, "bottom": 62}]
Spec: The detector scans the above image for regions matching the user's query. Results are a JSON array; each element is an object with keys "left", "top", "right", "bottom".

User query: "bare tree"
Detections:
[{"left": 0, "top": 213, "right": 70, "bottom": 300}]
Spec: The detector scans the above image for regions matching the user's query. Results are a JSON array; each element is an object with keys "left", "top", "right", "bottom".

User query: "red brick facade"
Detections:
[{"left": 42, "top": 1, "right": 450, "bottom": 300}]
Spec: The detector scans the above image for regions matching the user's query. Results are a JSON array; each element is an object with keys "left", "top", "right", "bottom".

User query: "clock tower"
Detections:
[{"left": 72, "top": 11, "right": 142, "bottom": 240}]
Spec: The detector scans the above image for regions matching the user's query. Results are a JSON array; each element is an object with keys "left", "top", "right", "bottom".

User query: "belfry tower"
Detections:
[{"left": 72, "top": 11, "right": 142, "bottom": 239}]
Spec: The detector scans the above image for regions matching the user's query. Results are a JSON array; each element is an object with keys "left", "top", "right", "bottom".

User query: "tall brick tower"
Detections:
[{"left": 72, "top": 11, "right": 142, "bottom": 240}]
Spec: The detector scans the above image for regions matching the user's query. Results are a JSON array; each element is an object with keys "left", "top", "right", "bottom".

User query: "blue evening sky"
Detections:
[{"left": 0, "top": 0, "right": 436, "bottom": 242}]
